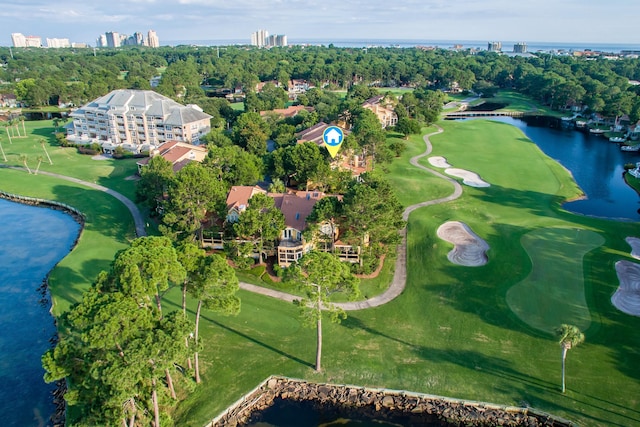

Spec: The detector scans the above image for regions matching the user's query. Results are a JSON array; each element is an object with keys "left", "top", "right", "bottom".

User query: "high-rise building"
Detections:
[
  {"left": 96, "top": 34, "right": 107, "bottom": 47},
  {"left": 251, "top": 30, "right": 269, "bottom": 47},
  {"left": 46, "top": 38, "right": 71, "bottom": 48},
  {"left": 513, "top": 42, "right": 528, "bottom": 53},
  {"left": 105, "top": 31, "right": 120, "bottom": 48},
  {"left": 267, "top": 34, "right": 288, "bottom": 47},
  {"left": 487, "top": 41, "right": 502, "bottom": 52},
  {"left": 11, "top": 33, "right": 26, "bottom": 47},
  {"left": 147, "top": 30, "right": 159, "bottom": 48}
]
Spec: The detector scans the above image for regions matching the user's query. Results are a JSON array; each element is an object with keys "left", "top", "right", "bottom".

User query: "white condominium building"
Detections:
[
  {"left": 147, "top": 30, "right": 160, "bottom": 48},
  {"left": 11, "top": 33, "right": 41, "bottom": 47},
  {"left": 68, "top": 90, "right": 212, "bottom": 153}
]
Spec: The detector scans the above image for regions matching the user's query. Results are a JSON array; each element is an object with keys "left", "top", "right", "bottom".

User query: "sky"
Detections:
[{"left": 2, "top": 0, "right": 639, "bottom": 47}]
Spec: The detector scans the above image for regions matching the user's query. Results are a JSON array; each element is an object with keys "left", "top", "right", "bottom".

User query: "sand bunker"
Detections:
[
  {"left": 444, "top": 168, "right": 490, "bottom": 187},
  {"left": 612, "top": 260, "right": 640, "bottom": 317},
  {"left": 626, "top": 237, "right": 640, "bottom": 260},
  {"left": 428, "top": 156, "right": 452, "bottom": 168},
  {"left": 437, "top": 221, "right": 489, "bottom": 267}
]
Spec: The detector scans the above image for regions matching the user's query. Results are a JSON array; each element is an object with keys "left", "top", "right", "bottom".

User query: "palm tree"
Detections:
[
  {"left": 41, "top": 139, "right": 53, "bottom": 165},
  {"left": 52, "top": 118, "right": 61, "bottom": 133},
  {"left": 556, "top": 324, "right": 585, "bottom": 393},
  {"left": 34, "top": 155, "right": 43, "bottom": 175},
  {"left": 19, "top": 154, "right": 31, "bottom": 174}
]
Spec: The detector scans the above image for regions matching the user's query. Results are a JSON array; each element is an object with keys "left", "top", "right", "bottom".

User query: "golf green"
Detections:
[{"left": 506, "top": 227, "right": 604, "bottom": 333}]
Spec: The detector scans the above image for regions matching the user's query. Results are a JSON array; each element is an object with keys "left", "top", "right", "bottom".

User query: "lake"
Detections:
[{"left": 0, "top": 198, "right": 81, "bottom": 427}]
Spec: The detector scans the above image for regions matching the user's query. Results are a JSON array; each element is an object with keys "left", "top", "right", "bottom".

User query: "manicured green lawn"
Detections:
[
  {"left": 3, "top": 118, "right": 640, "bottom": 427},
  {"left": 175, "top": 119, "right": 640, "bottom": 427},
  {"left": 490, "top": 90, "right": 564, "bottom": 117}
]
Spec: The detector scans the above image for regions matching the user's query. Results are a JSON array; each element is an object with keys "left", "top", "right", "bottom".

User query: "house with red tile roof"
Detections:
[
  {"left": 362, "top": 95, "right": 398, "bottom": 128},
  {"left": 222, "top": 186, "right": 361, "bottom": 267},
  {"left": 136, "top": 140, "right": 208, "bottom": 173},
  {"left": 259, "top": 105, "right": 314, "bottom": 119}
]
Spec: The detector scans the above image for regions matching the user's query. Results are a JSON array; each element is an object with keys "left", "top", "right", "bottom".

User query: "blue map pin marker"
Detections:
[{"left": 322, "top": 126, "right": 344, "bottom": 158}]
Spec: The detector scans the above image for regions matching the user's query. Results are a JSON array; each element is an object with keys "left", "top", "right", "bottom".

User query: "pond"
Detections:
[{"left": 488, "top": 116, "right": 640, "bottom": 221}]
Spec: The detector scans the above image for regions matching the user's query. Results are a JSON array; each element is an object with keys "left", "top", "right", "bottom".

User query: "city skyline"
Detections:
[{"left": 0, "top": 0, "right": 639, "bottom": 47}]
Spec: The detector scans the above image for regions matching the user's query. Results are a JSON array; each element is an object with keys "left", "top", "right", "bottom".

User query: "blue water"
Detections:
[
  {"left": 163, "top": 39, "right": 639, "bottom": 53},
  {"left": 489, "top": 117, "right": 640, "bottom": 221},
  {"left": 0, "top": 198, "right": 81, "bottom": 427}
]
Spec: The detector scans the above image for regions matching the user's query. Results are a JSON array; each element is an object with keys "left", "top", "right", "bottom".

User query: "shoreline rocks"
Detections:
[{"left": 207, "top": 376, "right": 576, "bottom": 427}]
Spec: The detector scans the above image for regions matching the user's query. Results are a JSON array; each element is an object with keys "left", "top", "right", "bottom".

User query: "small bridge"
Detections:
[{"left": 444, "top": 110, "right": 533, "bottom": 119}]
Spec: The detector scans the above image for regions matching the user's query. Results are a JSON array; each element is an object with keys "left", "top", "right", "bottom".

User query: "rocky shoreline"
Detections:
[
  {"left": 208, "top": 376, "right": 576, "bottom": 427},
  {"left": 0, "top": 192, "right": 85, "bottom": 427}
]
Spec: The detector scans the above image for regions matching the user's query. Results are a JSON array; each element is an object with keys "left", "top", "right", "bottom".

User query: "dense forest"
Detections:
[{"left": 1, "top": 44, "right": 640, "bottom": 121}]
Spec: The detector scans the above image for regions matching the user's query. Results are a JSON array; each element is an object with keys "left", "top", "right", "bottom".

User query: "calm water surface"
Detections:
[
  {"left": 491, "top": 117, "right": 640, "bottom": 221},
  {"left": 0, "top": 198, "right": 80, "bottom": 426}
]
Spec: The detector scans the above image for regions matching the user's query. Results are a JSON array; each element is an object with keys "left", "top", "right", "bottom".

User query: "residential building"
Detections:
[
  {"left": 225, "top": 185, "right": 268, "bottom": 223},
  {"left": 105, "top": 32, "right": 120, "bottom": 48},
  {"left": 487, "top": 41, "right": 502, "bottom": 52},
  {"left": 11, "top": 33, "right": 26, "bottom": 48},
  {"left": 513, "top": 42, "right": 527, "bottom": 53},
  {"left": 46, "top": 38, "right": 71, "bottom": 48},
  {"left": 296, "top": 122, "right": 351, "bottom": 147},
  {"left": 96, "top": 34, "right": 107, "bottom": 48},
  {"left": 67, "top": 89, "right": 212, "bottom": 153},
  {"left": 223, "top": 187, "right": 361, "bottom": 267},
  {"left": 136, "top": 140, "right": 208, "bottom": 174},
  {"left": 259, "top": 105, "right": 314, "bottom": 120},
  {"left": 267, "top": 34, "right": 287, "bottom": 47},
  {"left": 362, "top": 95, "right": 398, "bottom": 128},
  {"left": 251, "top": 30, "right": 269, "bottom": 47},
  {"left": 0, "top": 93, "right": 17, "bottom": 108},
  {"left": 147, "top": 30, "right": 160, "bottom": 48},
  {"left": 287, "top": 79, "right": 314, "bottom": 99}
]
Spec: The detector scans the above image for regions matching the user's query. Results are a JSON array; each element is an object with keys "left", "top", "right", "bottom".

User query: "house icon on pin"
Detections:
[{"left": 323, "top": 126, "right": 343, "bottom": 146}]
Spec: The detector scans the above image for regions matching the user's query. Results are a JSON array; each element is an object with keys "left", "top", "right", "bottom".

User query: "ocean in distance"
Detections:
[
  {"left": 162, "top": 38, "right": 640, "bottom": 53},
  {"left": 0, "top": 198, "right": 81, "bottom": 427}
]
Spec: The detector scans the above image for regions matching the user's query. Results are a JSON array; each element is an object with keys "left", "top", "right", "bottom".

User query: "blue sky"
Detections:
[{"left": 2, "top": 0, "right": 639, "bottom": 46}]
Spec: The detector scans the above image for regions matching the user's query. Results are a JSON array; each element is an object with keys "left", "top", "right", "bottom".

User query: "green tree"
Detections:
[
  {"left": 234, "top": 193, "right": 285, "bottom": 264},
  {"left": 111, "top": 236, "right": 186, "bottom": 319},
  {"left": 286, "top": 251, "right": 360, "bottom": 371},
  {"left": 161, "top": 162, "right": 225, "bottom": 243},
  {"left": 556, "top": 324, "right": 585, "bottom": 393},
  {"left": 204, "top": 144, "right": 263, "bottom": 187},
  {"left": 231, "top": 112, "right": 270, "bottom": 156},
  {"left": 136, "top": 155, "right": 174, "bottom": 213},
  {"left": 189, "top": 254, "right": 240, "bottom": 382}
]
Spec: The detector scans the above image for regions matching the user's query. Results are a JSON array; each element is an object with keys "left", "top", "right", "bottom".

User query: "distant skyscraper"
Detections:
[
  {"left": 147, "top": 30, "right": 159, "bottom": 48},
  {"left": 487, "top": 41, "right": 502, "bottom": 52},
  {"left": 251, "top": 30, "right": 269, "bottom": 47},
  {"left": 96, "top": 34, "right": 107, "bottom": 47},
  {"left": 25, "top": 35, "right": 42, "bottom": 47},
  {"left": 513, "top": 42, "right": 528, "bottom": 53},
  {"left": 11, "top": 33, "right": 26, "bottom": 47},
  {"left": 46, "top": 38, "right": 71, "bottom": 48},
  {"left": 105, "top": 31, "right": 120, "bottom": 48}
]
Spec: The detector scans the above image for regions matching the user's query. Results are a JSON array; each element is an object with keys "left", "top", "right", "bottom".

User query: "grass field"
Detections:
[{"left": 2, "top": 118, "right": 640, "bottom": 426}]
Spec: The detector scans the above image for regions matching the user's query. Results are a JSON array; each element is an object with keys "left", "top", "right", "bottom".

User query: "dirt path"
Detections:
[{"left": 239, "top": 126, "right": 464, "bottom": 311}]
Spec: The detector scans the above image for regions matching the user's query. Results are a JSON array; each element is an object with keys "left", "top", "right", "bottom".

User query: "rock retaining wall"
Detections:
[{"left": 207, "top": 376, "right": 576, "bottom": 427}]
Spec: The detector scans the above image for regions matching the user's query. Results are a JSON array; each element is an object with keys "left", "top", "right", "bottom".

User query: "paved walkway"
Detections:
[
  {"left": 239, "top": 126, "right": 464, "bottom": 311},
  {"left": 1, "top": 165, "right": 147, "bottom": 238}
]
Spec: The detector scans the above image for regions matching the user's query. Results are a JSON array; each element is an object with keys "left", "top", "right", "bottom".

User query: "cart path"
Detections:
[
  {"left": 239, "top": 126, "right": 464, "bottom": 311},
  {"left": 3, "top": 128, "right": 463, "bottom": 311},
  {"left": 0, "top": 165, "right": 147, "bottom": 238}
]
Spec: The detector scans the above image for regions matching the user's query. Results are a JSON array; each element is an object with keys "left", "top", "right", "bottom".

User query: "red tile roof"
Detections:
[{"left": 226, "top": 186, "right": 266, "bottom": 211}]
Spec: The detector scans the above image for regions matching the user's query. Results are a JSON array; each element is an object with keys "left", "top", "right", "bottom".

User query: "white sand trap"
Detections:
[
  {"left": 625, "top": 237, "right": 640, "bottom": 260},
  {"left": 612, "top": 260, "right": 640, "bottom": 316},
  {"left": 428, "top": 156, "right": 452, "bottom": 168},
  {"left": 444, "top": 168, "right": 490, "bottom": 187},
  {"left": 437, "top": 221, "right": 489, "bottom": 267}
]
